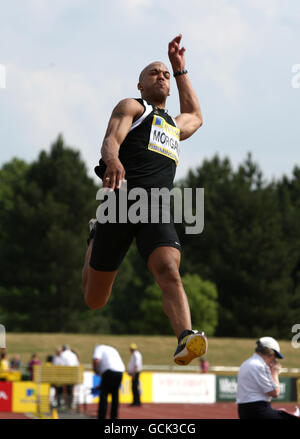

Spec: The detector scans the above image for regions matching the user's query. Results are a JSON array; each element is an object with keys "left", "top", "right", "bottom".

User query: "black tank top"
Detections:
[{"left": 95, "top": 99, "right": 180, "bottom": 190}]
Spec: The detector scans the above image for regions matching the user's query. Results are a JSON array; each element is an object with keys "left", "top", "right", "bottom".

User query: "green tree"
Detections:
[
  {"left": 1, "top": 142, "right": 299, "bottom": 339},
  {"left": 277, "top": 167, "right": 300, "bottom": 329},
  {"left": 0, "top": 158, "right": 31, "bottom": 329},
  {"left": 0, "top": 135, "right": 99, "bottom": 332},
  {"left": 108, "top": 242, "right": 154, "bottom": 334},
  {"left": 182, "top": 274, "right": 218, "bottom": 336},
  {"left": 178, "top": 153, "right": 294, "bottom": 337},
  {"left": 139, "top": 273, "right": 218, "bottom": 335}
]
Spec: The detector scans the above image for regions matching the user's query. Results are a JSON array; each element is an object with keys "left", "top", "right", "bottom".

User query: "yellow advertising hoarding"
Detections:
[
  {"left": 92, "top": 372, "right": 153, "bottom": 404},
  {"left": 0, "top": 371, "right": 21, "bottom": 382},
  {"left": 12, "top": 382, "right": 50, "bottom": 413},
  {"left": 119, "top": 372, "right": 153, "bottom": 404}
]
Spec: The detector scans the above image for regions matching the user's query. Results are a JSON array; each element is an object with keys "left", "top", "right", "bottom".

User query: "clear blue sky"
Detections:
[{"left": 1, "top": 0, "right": 299, "bottom": 183}]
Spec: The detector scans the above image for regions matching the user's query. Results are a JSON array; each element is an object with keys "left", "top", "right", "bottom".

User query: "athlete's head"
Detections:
[{"left": 137, "top": 61, "right": 170, "bottom": 106}]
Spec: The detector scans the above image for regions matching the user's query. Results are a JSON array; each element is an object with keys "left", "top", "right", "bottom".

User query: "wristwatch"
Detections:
[{"left": 173, "top": 69, "right": 188, "bottom": 77}]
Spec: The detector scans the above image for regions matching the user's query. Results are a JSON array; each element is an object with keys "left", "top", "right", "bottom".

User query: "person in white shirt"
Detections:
[
  {"left": 92, "top": 344, "right": 125, "bottom": 419},
  {"left": 237, "top": 337, "right": 296, "bottom": 419},
  {"left": 60, "top": 345, "right": 80, "bottom": 409},
  {"left": 52, "top": 347, "right": 64, "bottom": 365},
  {"left": 52, "top": 347, "right": 64, "bottom": 408},
  {"left": 127, "top": 343, "right": 143, "bottom": 407},
  {"left": 60, "top": 345, "right": 79, "bottom": 366}
]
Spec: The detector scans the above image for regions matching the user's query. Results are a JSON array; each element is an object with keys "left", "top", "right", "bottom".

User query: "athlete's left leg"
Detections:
[
  {"left": 147, "top": 246, "right": 191, "bottom": 337},
  {"left": 147, "top": 246, "right": 207, "bottom": 365}
]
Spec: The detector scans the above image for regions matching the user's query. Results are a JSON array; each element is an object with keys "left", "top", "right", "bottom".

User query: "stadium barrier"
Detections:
[
  {"left": 78, "top": 371, "right": 216, "bottom": 411},
  {"left": 0, "top": 365, "right": 83, "bottom": 417},
  {"left": 79, "top": 372, "right": 297, "bottom": 407},
  {"left": 33, "top": 364, "right": 84, "bottom": 387},
  {"left": 0, "top": 371, "right": 21, "bottom": 382},
  {"left": 0, "top": 370, "right": 298, "bottom": 416},
  {"left": 216, "top": 375, "right": 293, "bottom": 402},
  {"left": 33, "top": 364, "right": 84, "bottom": 417},
  {"left": 0, "top": 381, "right": 49, "bottom": 414}
]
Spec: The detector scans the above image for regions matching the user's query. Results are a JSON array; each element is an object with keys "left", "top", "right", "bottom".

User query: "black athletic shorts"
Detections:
[{"left": 89, "top": 189, "right": 182, "bottom": 271}]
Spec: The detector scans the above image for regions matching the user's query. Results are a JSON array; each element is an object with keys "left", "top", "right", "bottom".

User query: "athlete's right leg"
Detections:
[
  {"left": 136, "top": 221, "right": 207, "bottom": 366},
  {"left": 82, "top": 238, "right": 118, "bottom": 309}
]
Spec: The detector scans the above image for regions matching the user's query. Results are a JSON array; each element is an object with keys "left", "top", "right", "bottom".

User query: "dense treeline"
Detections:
[
  {"left": 177, "top": 156, "right": 300, "bottom": 338},
  {"left": 0, "top": 136, "right": 299, "bottom": 338}
]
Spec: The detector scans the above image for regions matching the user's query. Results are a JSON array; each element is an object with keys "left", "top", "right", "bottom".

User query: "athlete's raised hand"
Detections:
[{"left": 168, "top": 34, "right": 186, "bottom": 72}]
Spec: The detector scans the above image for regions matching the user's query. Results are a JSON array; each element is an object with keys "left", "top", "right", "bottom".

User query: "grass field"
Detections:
[{"left": 4, "top": 333, "right": 300, "bottom": 372}]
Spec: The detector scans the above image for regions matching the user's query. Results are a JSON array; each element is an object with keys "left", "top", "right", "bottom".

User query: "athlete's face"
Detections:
[{"left": 138, "top": 62, "right": 170, "bottom": 104}]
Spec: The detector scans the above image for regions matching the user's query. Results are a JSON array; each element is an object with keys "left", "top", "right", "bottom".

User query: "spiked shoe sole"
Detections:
[{"left": 174, "top": 334, "right": 208, "bottom": 366}]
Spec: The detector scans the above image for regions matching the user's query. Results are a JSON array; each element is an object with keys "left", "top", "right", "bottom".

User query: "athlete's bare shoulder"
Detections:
[{"left": 111, "top": 98, "right": 144, "bottom": 121}]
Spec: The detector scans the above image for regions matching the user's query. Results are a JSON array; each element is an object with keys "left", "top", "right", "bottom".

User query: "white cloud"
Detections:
[
  {"left": 5, "top": 62, "right": 127, "bottom": 176},
  {"left": 116, "top": 0, "right": 153, "bottom": 23},
  {"left": 153, "top": 1, "right": 256, "bottom": 100},
  {"left": 122, "top": 0, "right": 151, "bottom": 8},
  {"left": 24, "top": 0, "right": 86, "bottom": 20},
  {"left": 247, "top": 0, "right": 278, "bottom": 19}
]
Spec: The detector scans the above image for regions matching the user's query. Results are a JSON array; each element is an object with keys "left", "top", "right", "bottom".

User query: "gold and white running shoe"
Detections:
[{"left": 174, "top": 330, "right": 208, "bottom": 366}]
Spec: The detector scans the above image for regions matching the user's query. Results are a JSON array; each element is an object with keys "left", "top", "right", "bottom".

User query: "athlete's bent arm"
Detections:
[
  {"left": 101, "top": 98, "right": 143, "bottom": 189},
  {"left": 168, "top": 34, "right": 203, "bottom": 141}
]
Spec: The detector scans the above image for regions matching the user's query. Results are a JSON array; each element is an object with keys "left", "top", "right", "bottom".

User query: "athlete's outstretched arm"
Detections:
[
  {"left": 168, "top": 34, "right": 203, "bottom": 141},
  {"left": 101, "top": 98, "right": 143, "bottom": 189}
]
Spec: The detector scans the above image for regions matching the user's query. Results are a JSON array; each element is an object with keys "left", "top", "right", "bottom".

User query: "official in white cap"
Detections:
[{"left": 236, "top": 336, "right": 297, "bottom": 419}]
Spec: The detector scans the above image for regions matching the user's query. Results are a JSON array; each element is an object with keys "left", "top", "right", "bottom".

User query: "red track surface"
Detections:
[
  {"left": 81, "top": 402, "right": 299, "bottom": 419},
  {"left": 0, "top": 402, "right": 298, "bottom": 419},
  {"left": 0, "top": 412, "right": 32, "bottom": 419}
]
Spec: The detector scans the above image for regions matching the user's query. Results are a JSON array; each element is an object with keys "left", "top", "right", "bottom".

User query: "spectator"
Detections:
[
  {"left": 52, "top": 347, "right": 64, "bottom": 408},
  {"left": 60, "top": 345, "right": 79, "bottom": 367},
  {"left": 10, "top": 354, "right": 21, "bottom": 371},
  {"left": 27, "top": 354, "right": 41, "bottom": 381},
  {"left": 92, "top": 344, "right": 125, "bottom": 419},
  {"left": 60, "top": 345, "right": 79, "bottom": 409},
  {"left": 52, "top": 347, "right": 64, "bottom": 366},
  {"left": 199, "top": 357, "right": 209, "bottom": 373},
  {"left": 127, "top": 343, "right": 142, "bottom": 407},
  {"left": 71, "top": 349, "right": 80, "bottom": 362},
  {"left": 0, "top": 352, "right": 9, "bottom": 372}
]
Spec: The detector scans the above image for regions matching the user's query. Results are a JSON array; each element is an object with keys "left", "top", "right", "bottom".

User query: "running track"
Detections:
[
  {"left": 0, "top": 402, "right": 298, "bottom": 419},
  {"left": 80, "top": 402, "right": 299, "bottom": 419}
]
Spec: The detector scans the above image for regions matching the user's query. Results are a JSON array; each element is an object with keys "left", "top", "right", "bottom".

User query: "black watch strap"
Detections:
[{"left": 173, "top": 69, "right": 188, "bottom": 78}]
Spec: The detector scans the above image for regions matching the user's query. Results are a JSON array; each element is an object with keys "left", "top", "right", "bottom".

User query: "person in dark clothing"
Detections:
[{"left": 92, "top": 344, "right": 125, "bottom": 419}]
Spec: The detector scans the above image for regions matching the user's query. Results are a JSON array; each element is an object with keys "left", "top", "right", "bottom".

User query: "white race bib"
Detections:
[{"left": 148, "top": 115, "right": 180, "bottom": 165}]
